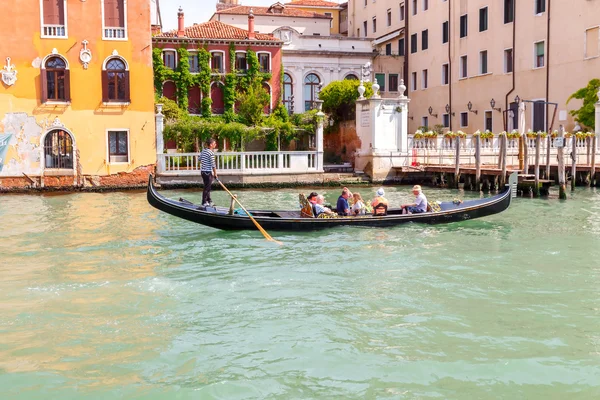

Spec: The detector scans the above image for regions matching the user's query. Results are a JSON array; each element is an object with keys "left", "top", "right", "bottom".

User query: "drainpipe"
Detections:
[
  {"left": 403, "top": 2, "right": 409, "bottom": 95},
  {"left": 448, "top": 0, "right": 452, "bottom": 131},
  {"left": 504, "top": 1, "right": 516, "bottom": 131},
  {"left": 545, "top": 0, "right": 551, "bottom": 130}
]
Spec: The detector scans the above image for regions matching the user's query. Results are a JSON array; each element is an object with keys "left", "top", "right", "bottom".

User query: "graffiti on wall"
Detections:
[{"left": 0, "top": 113, "right": 42, "bottom": 176}]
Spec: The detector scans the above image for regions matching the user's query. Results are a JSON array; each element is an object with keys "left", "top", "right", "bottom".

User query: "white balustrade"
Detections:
[
  {"left": 42, "top": 25, "right": 66, "bottom": 37},
  {"left": 158, "top": 151, "right": 320, "bottom": 175},
  {"left": 104, "top": 27, "right": 127, "bottom": 39}
]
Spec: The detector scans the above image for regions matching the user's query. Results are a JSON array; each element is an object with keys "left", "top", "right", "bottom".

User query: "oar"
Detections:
[{"left": 215, "top": 178, "right": 283, "bottom": 246}]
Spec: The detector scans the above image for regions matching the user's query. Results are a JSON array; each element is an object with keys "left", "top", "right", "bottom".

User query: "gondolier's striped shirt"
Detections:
[{"left": 200, "top": 148, "right": 216, "bottom": 172}]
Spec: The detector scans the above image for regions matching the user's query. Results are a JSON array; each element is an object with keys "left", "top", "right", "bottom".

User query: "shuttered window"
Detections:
[
  {"left": 104, "top": 0, "right": 125, "bottom": 27},
  {"left": 42, "top": 0, "right": 65, "bottom": 25},
  {"left": 41, "top": 56, "right": 70, "bottom": 103},
  {"left": 102, "top": 58, "right": 130, "bottom": 103}
]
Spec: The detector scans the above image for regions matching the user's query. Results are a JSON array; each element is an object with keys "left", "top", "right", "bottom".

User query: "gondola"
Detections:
[{"left": 147, "top": 172, "right": 517, "bottom": 231}]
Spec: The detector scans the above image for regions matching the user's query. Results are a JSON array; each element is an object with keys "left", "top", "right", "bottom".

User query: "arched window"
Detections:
[
  {"left": 102, "top": 57, "right": 130, "bottom": 102},
  {"left": 42, "top": 56, "right": 70, "bottom": 103},
  {"left": 44, "top": 129, "right": 73, "bottom": 169},
  {"left": 304, "top": 73, "right": 320, "bottom": 111},
  {"left": 345, "top": 74, "right": 359, "bottom": 80},
  {"left": 283, "top": 73, "right": 294, "bottom": 114}
]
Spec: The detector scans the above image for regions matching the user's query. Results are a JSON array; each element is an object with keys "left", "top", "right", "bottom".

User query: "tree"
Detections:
[
  {"left": 567, "top": 78, "right": 600, "bottom": 130},
  {"left": 319, "top": 79, "right": 374, "bottom": 122},
  {"left": 236, "top": 81, "right": 270, "bottom": 126}
]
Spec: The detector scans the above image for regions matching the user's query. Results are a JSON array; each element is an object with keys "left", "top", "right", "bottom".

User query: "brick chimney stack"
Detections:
[
  {"left": 177, "top": 7, "right": 185, "bottom": 37},
  {"left": 248, "top": 9, "right": 255, "bottom": 39}
]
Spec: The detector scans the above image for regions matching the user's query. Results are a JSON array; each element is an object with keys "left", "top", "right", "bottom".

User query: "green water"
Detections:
[{"left": 1, "top": 186, "right": 600, "bottom": 399}]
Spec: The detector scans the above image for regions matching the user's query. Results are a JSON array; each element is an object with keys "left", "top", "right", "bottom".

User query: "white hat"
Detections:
[{"left": 376, "top": 188, "right": 385, "bottom": 197}]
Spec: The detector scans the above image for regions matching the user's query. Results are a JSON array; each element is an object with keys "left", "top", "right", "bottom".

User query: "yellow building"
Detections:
[
  {"left": 0, "top": 0, "right": 155, "bottom": 188},
  {"left": 286, "top": 0, "right": 344, "bottom": 35}
]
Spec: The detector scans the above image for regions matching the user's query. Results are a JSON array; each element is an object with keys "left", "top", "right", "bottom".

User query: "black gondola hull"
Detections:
[{"left": 147, "top": 173, "right": 516, "bottom": 231}]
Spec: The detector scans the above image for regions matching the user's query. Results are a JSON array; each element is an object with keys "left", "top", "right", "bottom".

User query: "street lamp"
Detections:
[
  {"left": 490, "top": 98, "right": 502, "bottom": 113},
  {"left": 514, "top": 95, "right": 520, "bottom": 104},
  {"left": 428, "top": 106, "right": 438, "bottom": 118},
  {"left": 445, "top": 103, "right": 455, "bottom": 116},
  {"left": 467, "top": 101, "right": 478, "bottom": 115}
]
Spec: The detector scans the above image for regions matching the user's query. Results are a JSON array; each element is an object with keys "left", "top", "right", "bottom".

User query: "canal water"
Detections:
[{"left": 1, "top": 185, "right": 600, "bottom": 399}]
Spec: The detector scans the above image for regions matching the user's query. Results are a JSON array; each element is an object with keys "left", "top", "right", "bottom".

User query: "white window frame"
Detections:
[
  {"left": 256, "top": 51, "right": 272, "bottom": 73},
  {"left": 235, "top": 50, "right": 249, "bottom": 73},
  {"left": 161, "top": 49, "right": 177, "bottom": 70},
  {"left": 422, "top": 116, "right": 429, "bottom": 129},
  {"left": 479, "top": 6, "right": 488, "bottom": 32},
  {"left": 534, "top": 0, "right": 546, "bottom": 16},
  {"left": 442, "top": 113, "right": 450, "bottom": 128},
  {"left": 460, "top": 112, "right": 469, "bottom": 128},
  {"left": 399, "top": 3, "right": 405, "bottom": 21},
  {"left": 101, "top": 0, "right": 128, "bottom": 41},
  {"left": 387, "top": 9, "right": 392, "bottom": 27},
  {"left": 412, "top": 0, "right": 417, "bottom": 16},
  {"left": 106, "top": 129, "right": 131, "bottom": 164},
  {"left": 484, "top": 110, "right": 493, "bottom": 132},
  {"left": 39, "top": 0, "right": 68, "bottom": 39},
  {"left": 460, "top": 14, "right": 468, "bottom": 38},
  {"left": 372, "top": 16, "right": 377, "bottom": 33},
  {"left": 423, "top": 0, "right": 428, "bottom": 12},
  {"left": 504, "top": 47, "right": 513, "bottom": 73},
  {"left": 209, "top": 50, "right": 226, "bottom": 74},
  {"left": 460, "top": 55, "right": 468, "bottom": 79},
  {"left": 441, "top": 63, "right": 449, "bottom": 85},
  {"left": 479, "top": 50, "right": 488, "bottom": 75},
  {"left": 411, "top": 71, "right": 417, "bottom": 91},
  {"left": 421, "top": 69, "right": 428, "bottom": 89},
  {"left": 533, "top": 40, "right": 545, "bottom": 69},
  {"left": 188, "top": 51, "right": 199, "bottom": 74},
  {"left": 584, "top": 26, "right": 600, "bottom": 60}
]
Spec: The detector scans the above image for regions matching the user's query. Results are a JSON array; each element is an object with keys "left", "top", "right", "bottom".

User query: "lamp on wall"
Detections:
[
  {"left": 445, "top": 103, "right": 455, "bottom": 116},
  {"left": 467, "top": 101, "right": 478, "bottom": 115},
  {"left": 428, "top": 106, "right": 438, "bottom": 118},
  {"left": 490, "top": 98, "right": 502, "bottom": 113},
  {"left": 408, "top": 114, "right": 414, "bottom": 120},
  {"left": 514, "top": 95, "right": 521, "bottom": 104}
]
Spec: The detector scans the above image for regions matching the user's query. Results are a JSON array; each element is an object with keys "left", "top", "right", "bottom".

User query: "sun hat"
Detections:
[
  {"left": 376, "top": 188, "right": 385, "bottom": 197},
  {"left": 412, "top": 185, "right": 422, "bottom": 192}
]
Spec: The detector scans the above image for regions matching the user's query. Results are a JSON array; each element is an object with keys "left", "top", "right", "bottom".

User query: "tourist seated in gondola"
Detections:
[
  {"left": 315, "top": 195, "right": 336, "bottom": 217},
  {"left": 351, "top": 192, "right": 367, "bottom": 216},
  {"left": 336, "top": 187, "right": 353, "bottom": 216},
  {"left": 401, "top": 185, "right": 428, "bottom": 214},
  {"left": 306, "top": 192, "right": 319, "bottom": 217},
  {"left": 371, "top": 188, "right": 389, "bottom": 216}
]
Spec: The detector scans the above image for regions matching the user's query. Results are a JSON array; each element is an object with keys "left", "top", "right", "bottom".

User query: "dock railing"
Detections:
[{"left": 158, "top": 151, "right": 320, "bottom": 175}]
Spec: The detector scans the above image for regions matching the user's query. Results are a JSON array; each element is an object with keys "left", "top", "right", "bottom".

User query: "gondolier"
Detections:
[{"left": 200, "top": 138, "right": 218, "bottom": 206}]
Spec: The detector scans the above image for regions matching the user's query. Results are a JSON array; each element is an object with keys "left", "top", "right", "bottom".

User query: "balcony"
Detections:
[
  {"left": 104, "top": 27, "right": 127, "bottom": 40},
  {"left": 42, "top": 24, "right": 66, "bottom": 38}
]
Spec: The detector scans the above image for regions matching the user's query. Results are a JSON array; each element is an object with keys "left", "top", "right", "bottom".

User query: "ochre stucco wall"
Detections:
[{"left": 0, "top": 0, "right": 155, "bottom": 181}]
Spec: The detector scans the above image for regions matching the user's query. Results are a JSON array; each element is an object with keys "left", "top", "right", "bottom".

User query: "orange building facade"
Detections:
[{"left": 0, "top": 0, "right": 156, "bottom": 189}]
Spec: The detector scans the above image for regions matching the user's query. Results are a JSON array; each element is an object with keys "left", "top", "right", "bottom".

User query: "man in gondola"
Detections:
[
  {"left": 336, "top": 187, "right": 352, "bottom": 216},
  {"left": 200, "top": 138, "right": 218, "bottom": 207},
  {"left": 401, "top": 185, "right": 427, "bottom": 214}
]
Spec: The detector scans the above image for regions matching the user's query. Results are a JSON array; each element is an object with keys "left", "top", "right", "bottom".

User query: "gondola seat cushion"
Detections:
[{"left": 299, "top": 194, "right": 315, "bottom": 218}]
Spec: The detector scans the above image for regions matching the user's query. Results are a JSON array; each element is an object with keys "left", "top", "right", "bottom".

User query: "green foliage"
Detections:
[
  {"left": 236, "top": 81, "right": 270, "bottom": 126},
  {"left": 223, "top": 74, "right": 237, "bottom": 114},
  {"left": 156, "top": 96, "right": 185, "bottom": 121},
  {"left": 198, "top": 49, "right": 212, "bottom": 117},
  {"left": 319, "top": 79, "right": 374, "bottom": 122},
  {"left": 567, "top": 78, "right": 600, "bottom": 130},
  {"left": 175, "top": 48, "right": 194, "bottom": 111},
  {"left": 152, "top": 48, "right": 173, "bottom": 94}
]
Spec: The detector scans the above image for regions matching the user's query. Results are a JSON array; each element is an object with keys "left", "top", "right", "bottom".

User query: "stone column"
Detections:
[
  {"left": 396, "top": 79, "right": 410, "bottom": 154},
  {"left": 155, "top": 104, "right": 165, "bottom": 173},
  {"left": 315, "top": 99, "right": 324, "bottom": 172}
]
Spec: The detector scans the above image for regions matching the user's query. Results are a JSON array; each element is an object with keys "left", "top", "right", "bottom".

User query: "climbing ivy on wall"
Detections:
[{"left": 153, "top": 43, "right": 275, "bottom": 122}]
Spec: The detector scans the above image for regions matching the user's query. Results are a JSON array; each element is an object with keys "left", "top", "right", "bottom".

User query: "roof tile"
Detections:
[
  {"left": 154, "top": 20, "right": 280, "bottom": 42},
  {"left": 286, "top": 0, "right": 340, "bottom": 7},
  {"left": 216, "top": 5, "right": 331, "bottom": 19}
]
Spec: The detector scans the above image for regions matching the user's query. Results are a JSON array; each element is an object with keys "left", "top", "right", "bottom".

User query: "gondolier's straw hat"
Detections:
[{"left": 413, "top": 185, "right": 422, "bottom": 192}]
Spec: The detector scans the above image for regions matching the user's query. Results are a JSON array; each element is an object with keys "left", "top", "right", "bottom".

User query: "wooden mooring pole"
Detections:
[
  {"left": 586, "top": 137, "right": 592, "bottom": 186},
  {"left": 571, "top": 135, "right": 577, "bottom": 191},
  {"left": 475, "top": 135, "right": 481, "bottom": 189},
  {"left": 557, "top": 128, "right": 566, "bottom": 199},
  {"left": 501, "top": 134, "right": 507, "bottom": 186},
  {"left": 591, "top": 135, "right": 597, "bottom": 186},
  {"left": 523, "top": 134, "right": 529, "bottom": 175},
  {"left": 454, "top": 137, "right": 460, "bottom": 188},
  {"left": 534, "top": 135, "right": 541, "bottom": 197},
  {"left": 545, "top": 135, "right": 551, "bottom": 179}
]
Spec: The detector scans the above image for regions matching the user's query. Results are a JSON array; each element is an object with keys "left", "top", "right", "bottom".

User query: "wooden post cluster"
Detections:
[
  {"left": 475, "top": 135, "right": 481, "bottom": 189},
  {"left": 500, "top": 134, "right": 507, "bottom": 186},
  {"left": 591, "top": 135, "right": 597, "bottom": 187},
  {"left": 571, "top": 135, "right": 577, "bottom": 191},
  {"left": 534, "top": 135, "right": 541, "bottom": 197},
  {"left": 557, "top": 128, "right": 566, "bottom": 199},
  {"left": 454, "top": 137, "right": 460, "bottom": 188}
]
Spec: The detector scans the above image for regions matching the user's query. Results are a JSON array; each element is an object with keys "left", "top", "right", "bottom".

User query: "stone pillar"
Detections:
[
  {"left": 156, "top": 104, "right": 165, "bottom": 173},
  {"left": 315, "top": 99, "right": 324, "bottom": 172}
]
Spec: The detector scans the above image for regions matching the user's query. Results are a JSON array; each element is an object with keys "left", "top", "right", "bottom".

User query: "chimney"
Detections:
[
  {"left": 177, "top": 7, "right": 185, "bottom": 37},
  {"left": 248, "top": 9, "right": 255, "bottom": 39}
]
